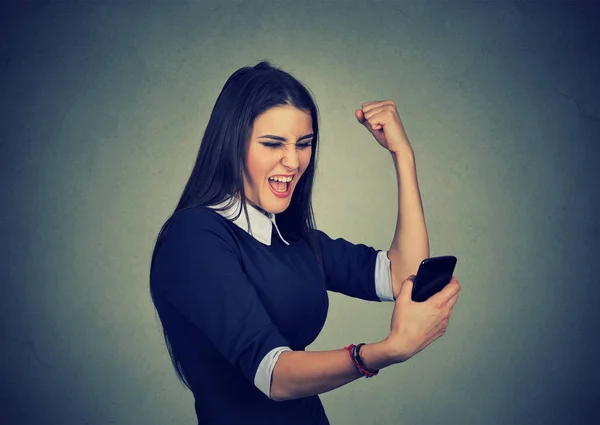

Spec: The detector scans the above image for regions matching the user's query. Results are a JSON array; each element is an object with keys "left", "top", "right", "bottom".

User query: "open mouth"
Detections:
[{"left": 268, "top": 175, "right": 294, "bottom": 196}]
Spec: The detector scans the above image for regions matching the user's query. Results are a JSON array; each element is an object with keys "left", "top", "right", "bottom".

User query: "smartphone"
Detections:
[{"left": 411, "top": 256, "right": 457, "bottom": 302}]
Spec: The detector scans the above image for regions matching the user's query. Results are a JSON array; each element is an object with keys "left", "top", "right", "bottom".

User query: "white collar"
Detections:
[{"left": 207, "top": 196, "right": 290, "bottom": 246}]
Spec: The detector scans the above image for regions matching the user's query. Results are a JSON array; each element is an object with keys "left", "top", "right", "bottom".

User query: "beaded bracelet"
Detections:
[
  {"left": 344, "top": 343, "right": 379, "bottom": 378},
  {"left": 355, "top": 343, "right": 379, "bottom": 377}
]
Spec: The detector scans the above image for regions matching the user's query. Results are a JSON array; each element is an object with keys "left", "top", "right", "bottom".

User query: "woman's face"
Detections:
[{"left": 243, "top": 105, "right": 313, "bottom": 215}]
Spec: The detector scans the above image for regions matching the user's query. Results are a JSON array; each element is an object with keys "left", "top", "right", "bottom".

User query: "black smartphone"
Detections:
[{"left": 411, "top": 256, "right": 457, "bottom": 302}]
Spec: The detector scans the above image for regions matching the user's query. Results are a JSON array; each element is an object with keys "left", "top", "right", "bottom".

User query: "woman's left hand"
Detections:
[{"left": 355, "top": 100, "right": 413, "bottom": 155}]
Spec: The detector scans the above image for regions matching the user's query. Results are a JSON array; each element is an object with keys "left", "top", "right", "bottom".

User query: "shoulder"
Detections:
[
  {"left": 308, "top": 227, "right": 338, "bottom": 245},
  {"left": 151, "top": 205, "right": 243, "bottom": 279},
  {"left": 168, "top": 205, "right": 229, "bottom": 230},
  {"left": 306, "top": 227, "right": 326, "bottom": 240},
  {"left": 158, "top": 205, "right": 239, "bottom": 251}
]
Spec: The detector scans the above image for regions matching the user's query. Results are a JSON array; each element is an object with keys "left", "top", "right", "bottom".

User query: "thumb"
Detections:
[
  {"left": 355, "top": 109, "right": 366, "bottom": 124},
  {"left": 399, "top": 275, "right": 416, "bottom": 301}
]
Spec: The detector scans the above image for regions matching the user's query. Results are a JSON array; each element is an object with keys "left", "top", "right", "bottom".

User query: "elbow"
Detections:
[
  {"left": 269, "top": 382, "right": 282, "bottom": 402},
  {"left": 269, "top": 383, "right": 290, "bottom": 402},
  {"left": 269, "top": 353, "right": 294, "bottom": 402},
  {"left": 270, "top": 394, "right": 285, "bottom": 402}
]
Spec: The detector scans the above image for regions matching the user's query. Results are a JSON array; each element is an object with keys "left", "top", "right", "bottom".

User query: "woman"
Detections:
[{"left": 149, "top": 61, "right": 460, "bottom": 424}]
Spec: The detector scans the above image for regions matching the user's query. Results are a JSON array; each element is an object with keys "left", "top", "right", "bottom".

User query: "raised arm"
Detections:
[
  {"left": 355, "top": 100, "right": 430, "bottom": 298},
  {"left": 388, "top": 150, "right": 430, "bottom": 296}
]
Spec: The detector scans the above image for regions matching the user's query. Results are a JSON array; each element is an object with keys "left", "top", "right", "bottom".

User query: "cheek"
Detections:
[
  {"left": 299, "top": 149, "right": 312, "bottom": 172},
  {"left": 246, "top": 149, "right": 271, "bottom": 181}
]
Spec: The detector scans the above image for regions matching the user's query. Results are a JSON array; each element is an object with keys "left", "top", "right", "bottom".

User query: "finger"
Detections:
[
  {"left": 442, "top": 279, "right": 461, "bottom": 300},
  {"left": 357, "top": 111, "right": 380, "bottom": 131},
  {"left": 363, "top": 104, "right": 392, "bottom": 121},
  {"left": 399, "top": 275, "right": 416, "bottom": 301},
  {"left": 363, "top": 110, "right": 389, "bottom": 131},
  {"left": 361, "top": 99, "right": 395, "bottom": 114},
  {"left": 361, "top": 101, "right": 381, "bottom": 111},
  {"left": 430, "top": 277, "right": 460, "bottom": 305},
  {"left": 355, "top": 109, "right": 366, "bottom": 124},
  {"left": 446, "top": 292, "right": 459, "bottom": 309}
]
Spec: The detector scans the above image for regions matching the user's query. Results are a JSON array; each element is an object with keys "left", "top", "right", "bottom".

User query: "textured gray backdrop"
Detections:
[{"left": 1, "top": 1, "right": 599, "bottom": 424}]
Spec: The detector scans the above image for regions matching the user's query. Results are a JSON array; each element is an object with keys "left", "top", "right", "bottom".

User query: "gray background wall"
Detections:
[{"left": 1, "top": 1, "right": 599, "bottom": 424}]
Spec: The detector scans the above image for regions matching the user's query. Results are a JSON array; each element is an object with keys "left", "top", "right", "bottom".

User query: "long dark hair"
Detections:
[{"left": 149, "top": 60, "right": 323, "bottom": 389}]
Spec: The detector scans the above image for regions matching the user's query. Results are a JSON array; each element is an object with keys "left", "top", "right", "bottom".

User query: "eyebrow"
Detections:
[{"left": 258, "top": 133, "right": 314, "bottom": 142}]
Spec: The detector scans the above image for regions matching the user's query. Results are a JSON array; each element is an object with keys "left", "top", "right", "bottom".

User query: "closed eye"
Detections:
[{"left": 261, "top": 142, "right": 312, "bottom": 149}]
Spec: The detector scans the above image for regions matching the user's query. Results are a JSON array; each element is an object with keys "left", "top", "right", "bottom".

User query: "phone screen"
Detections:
[{"left": 411, "top": 256, "right": 457, "bottom": 302}]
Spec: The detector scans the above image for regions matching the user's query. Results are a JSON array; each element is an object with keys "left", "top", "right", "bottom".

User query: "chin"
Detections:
[
  {"left": 261, "top": 193, "right": 290, "bottom": 214},
  {"left": 260, "top": 187, "right": 294, "bottom": 215},
  {"left": 268, "top": 200, "right": 291, "bottom": 215}
]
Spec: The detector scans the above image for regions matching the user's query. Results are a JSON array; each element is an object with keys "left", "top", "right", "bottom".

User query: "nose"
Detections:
[{"left": 281, "top": 145, "right": 300, "bottom": 170}]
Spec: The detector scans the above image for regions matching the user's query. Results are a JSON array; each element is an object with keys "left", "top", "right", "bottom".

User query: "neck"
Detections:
[{"left": 247, "top": 199, "right": 270, "bottom": 217}]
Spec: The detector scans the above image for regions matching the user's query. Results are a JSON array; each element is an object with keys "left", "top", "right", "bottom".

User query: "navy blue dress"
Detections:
[{"left": 150, "top": 201, "right": 392, "bottom": 424}]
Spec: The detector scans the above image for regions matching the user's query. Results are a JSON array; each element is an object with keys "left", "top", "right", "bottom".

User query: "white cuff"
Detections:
[
  {"left": 254, "top": 346, "right": 292, "bottom": 399},
  {"left": 375, "top": 250, "right": 394, "bottom": 302}
]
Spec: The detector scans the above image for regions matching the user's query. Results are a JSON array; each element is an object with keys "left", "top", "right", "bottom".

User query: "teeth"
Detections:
[{"left": 269, "top": 176, "right": 293, "bottom": 182}]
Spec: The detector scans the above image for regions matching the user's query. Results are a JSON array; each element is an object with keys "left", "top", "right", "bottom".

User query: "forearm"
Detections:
[
  {"left": 388, "top": 149, "right": 430, "bottom": 284},
  {"left": 270, "top": 340, "right": 396, "bottom": 402}
]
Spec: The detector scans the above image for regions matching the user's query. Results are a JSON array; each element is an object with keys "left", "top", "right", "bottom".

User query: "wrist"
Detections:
[
  {"left": 382, "top": 335, "right": 411, "bottom": 364},
  {"left": 358, "top": 340, "right": 398, "bottom": 371},
  {"left": 390, "top": 146, "right": 415, "bottom": 162}
]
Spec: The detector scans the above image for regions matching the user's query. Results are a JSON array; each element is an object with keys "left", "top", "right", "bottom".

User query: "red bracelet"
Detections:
[{"left": 344, "top": 344, "right": 379, "bottom": 378}]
